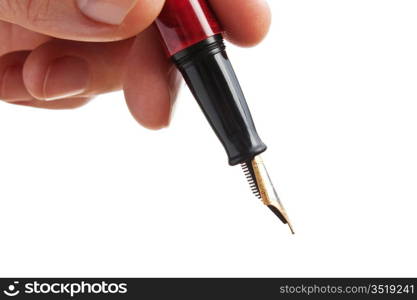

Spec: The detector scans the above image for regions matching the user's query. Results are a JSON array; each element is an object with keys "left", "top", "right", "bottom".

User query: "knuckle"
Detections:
[
  {"left": 0, "top": 0, "right": 17, "bottom": 19},
  {"left": 0, "top": 0, "right": 51, "bottom": 24}
]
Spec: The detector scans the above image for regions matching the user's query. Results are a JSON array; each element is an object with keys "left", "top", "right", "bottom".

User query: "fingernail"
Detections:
[
  {"left": 0, "top": 65, "right": 32, "bottom": 101},
  {"left": 43, "top": 56, "right": 90, "bottom": 101},
  {"left": 77, "top": 0, "right": 137, "bottom": 25}
]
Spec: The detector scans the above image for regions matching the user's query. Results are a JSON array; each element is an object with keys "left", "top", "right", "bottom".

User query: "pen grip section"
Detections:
[{"left": 173, "top": 35, "right": 267, "bottom": 165}]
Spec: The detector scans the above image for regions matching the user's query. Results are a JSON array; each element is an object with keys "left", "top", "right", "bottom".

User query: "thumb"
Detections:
[{"left": 0, "top": 0, "right": 165, "bottom": 41}]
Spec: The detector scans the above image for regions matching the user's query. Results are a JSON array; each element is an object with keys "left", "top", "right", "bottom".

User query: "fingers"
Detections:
[
  {"left": 0, "top": 0, "right": 165, "bottom": 42},
  {"left": 0, "top": 29, "right": 180, "bottom": 129},
  {"left": 0, "top": 30, "right": 180, "bottom": 128},
  {"left": 209, "top": 0, "right": 271, "bottom": 46},
  {"left": 124, "top": 26, "right": 181, "bottom": 130},
  {"left": 22, "top": 38, "right": 134, "bottom": 101},
  {"left": 21, "top": 26, "right": 181, "bottom": 129},
  {"left": 0, "top": 38, "right": 134, "bottom": 102},
  {"left": 0, "top": 50, "right": 91, "bottom": 109}
]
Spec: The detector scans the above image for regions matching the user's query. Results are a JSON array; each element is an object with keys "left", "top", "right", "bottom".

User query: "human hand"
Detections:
[{"left": 0, "top": 0, "right": 271, "bottom": 129}]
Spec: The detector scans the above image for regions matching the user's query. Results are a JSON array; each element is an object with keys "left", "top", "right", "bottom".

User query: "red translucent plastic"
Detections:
[{"left": 155, "top": 0, "right": 223, "bottom": 56}]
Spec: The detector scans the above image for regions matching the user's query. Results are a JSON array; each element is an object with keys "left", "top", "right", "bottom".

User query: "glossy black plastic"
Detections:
[{"left": 173, "top": 35, "right": 267, "bottom": 165}]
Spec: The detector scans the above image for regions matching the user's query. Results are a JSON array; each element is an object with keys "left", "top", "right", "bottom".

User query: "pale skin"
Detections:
[{"left": 0, "top": 0, "right": 271, "bottom": 129}]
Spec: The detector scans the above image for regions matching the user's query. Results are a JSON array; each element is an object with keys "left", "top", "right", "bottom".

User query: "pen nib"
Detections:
[{"left": 241, "top": 155, "right": 294, "bottom": 234}]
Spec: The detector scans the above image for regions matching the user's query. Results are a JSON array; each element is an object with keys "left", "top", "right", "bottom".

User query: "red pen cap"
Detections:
[{"left": 155, "top": 0, "right": 223, "bottom": 56}]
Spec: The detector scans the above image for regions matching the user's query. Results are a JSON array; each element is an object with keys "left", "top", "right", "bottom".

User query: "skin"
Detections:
[{"left": 0, "top": 0, "right": 271, "bottom": 130}]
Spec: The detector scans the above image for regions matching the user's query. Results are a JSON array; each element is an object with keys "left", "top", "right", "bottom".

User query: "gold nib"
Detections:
[{"left": 242, "top": 155, "right": 294, "bottom": 234}]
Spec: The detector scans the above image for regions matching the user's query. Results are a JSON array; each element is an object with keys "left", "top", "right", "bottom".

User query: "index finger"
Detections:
[{"left": 209, "top": 0, "right": 271, "bottom": 47}]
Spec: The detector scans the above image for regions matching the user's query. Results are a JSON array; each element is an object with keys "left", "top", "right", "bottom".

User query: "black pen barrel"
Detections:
[{"left": 172, "top": 35, "right": 267, "bottom": 166}]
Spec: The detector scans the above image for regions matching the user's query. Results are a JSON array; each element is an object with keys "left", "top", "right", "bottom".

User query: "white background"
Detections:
[{"left": 1, "top": 0, "right": 416, "bottom": 277}]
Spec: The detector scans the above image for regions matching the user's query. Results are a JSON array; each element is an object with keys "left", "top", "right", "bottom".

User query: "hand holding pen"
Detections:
[
  {"left": 0, "top": 0, "right": 270, "bottom": 129},
  {"left": 0, "top": 0, "right": 293, "bottom": 233}
]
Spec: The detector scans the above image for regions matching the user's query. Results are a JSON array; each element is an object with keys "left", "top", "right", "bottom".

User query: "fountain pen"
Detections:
[{"left": 155, "top": 0, "right": 294, "bottom": 234}]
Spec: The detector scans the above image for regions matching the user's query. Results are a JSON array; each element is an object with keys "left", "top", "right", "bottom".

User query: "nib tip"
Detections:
[{"left": 287, "top": 222, "right": 295, "bottom": 235}]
